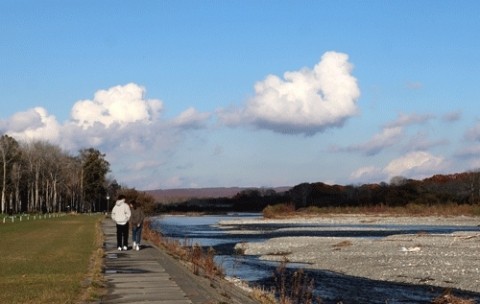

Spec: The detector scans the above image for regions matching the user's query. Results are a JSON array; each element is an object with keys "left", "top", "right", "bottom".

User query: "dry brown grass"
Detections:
[
  {"left": 332, "top": 240, "right": 353, "bottom": 250},
  {"left": 251, "top": 286, "right": 277, "bottom": 304},
  {"left": 263, "top": 203, "right": 296, "bottom": 219},
  {"left": 274, "top": 258, "right": 318, "bottom": 304},
  {"left": 289, "top": 202, "right": 480, "bottom": 218},
  {"left": 77, "top": 219, "right": 107, "bottom": 303},
  {"left": 431, "top": 289, "right": 475, "bottom": 304},
  {"left": 143, "top": 220, "right": 223, "bottom": 279}
]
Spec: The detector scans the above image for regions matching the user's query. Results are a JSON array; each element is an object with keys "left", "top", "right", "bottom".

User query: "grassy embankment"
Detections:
[{"left": 0, "top": 214, "right": 105, "bottom": 304}]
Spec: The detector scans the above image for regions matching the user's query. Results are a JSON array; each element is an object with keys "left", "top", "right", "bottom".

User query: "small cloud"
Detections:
[
  {"left": 127, "top": 159, "right": 164, "bottom": 171},
  {"left": 441, "top": 111, "right": 461, "bottom": 123},
  {"left": 454, "top": 144, "right": 480, "bottom": 159},
  {"left": 332, "top": 113, "right": 436, "bottom": 156},
  {"left": 464, "top": 122, "right": 480, "bottom": 142},
  {"left": 350, "top": 166, "right": 385, "bottom": 183},
  {"left": 386, "top": 112, "right": 434, "bottom": 128},
  {"left": 7, "top": 108, "right": 44, "bottom": 132},
  {"left": 171, "top": 107, "right": 211, "bottom": 129},
  {"left": 383, "top": 151, "right": 446, "bottom": 180},
  {"left": 339, "top": 126, "right": 403, "bottom": 156},
  {"left": 406, "top": 81, "right": 423, "bottom": 90},
  {"left": 163, "top": 176, "right": 188, "bottom": 188},
  {"left": 219, "top": 51, "right": 360, "bottom": 135},
  {"left": 1, "top": 107, "right": 61, "bottom": 143},
  {"left": 406, "top": 131, "right": 449, "bottom": 151}
]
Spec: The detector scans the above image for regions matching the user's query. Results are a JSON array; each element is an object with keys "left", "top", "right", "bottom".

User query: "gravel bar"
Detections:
[{"left": 221, "top": 214, "right": 480, "bottom": 293}]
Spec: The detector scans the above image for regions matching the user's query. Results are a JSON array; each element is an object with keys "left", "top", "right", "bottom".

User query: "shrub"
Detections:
[
  {"left": 431, "top": 289, "right": 475, "bottom": 304},
  {"left": 263, "top": 203, "right": 296, "bottom": 218}
]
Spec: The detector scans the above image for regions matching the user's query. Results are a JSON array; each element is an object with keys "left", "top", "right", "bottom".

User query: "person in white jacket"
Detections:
[{"left": 111, "top": 194, "right": 131, "bottom": 250}]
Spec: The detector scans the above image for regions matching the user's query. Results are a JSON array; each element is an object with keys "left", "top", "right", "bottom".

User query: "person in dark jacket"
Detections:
[{"left": 129, "top": 200, "right": 145, "bottom": 251}]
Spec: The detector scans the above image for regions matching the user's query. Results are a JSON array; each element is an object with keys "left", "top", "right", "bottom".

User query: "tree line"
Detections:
[
  {"left": 158, "top": 172, "right": 480, "bottom": 213},
  {"left": 0, "top": 134, "right": 116, "bottom": 214}
]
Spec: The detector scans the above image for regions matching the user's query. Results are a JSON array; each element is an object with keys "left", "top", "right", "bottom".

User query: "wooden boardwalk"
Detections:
[
  {"left": 101, "top": 219, "right": 192, "bottom": 304},
  {"left": 100, "top": 218, "right": 258, "bottom": 304}
]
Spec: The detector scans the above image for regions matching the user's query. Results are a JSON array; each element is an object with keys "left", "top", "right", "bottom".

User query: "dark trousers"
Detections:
[{"left": 116, "top": 223, "right": 129, "bottom": 248}]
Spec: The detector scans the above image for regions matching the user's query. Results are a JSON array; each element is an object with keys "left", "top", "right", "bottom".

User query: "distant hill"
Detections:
[{"left": 146, "top": 186, "right": 291, "bottom": 203}]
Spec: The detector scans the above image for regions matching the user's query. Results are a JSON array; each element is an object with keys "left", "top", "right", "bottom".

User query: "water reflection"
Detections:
[{"left": 151, "top": 213, "right": 480, "bottom": 304}]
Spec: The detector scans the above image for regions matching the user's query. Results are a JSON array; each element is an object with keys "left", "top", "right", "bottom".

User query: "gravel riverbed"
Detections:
[{"left": 220, "top": 215, "right": 480, "bottom": 294}]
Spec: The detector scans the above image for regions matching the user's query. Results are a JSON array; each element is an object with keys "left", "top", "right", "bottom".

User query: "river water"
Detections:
[{"left": 150, "top": 213, "right": 480, "bottom": 304}]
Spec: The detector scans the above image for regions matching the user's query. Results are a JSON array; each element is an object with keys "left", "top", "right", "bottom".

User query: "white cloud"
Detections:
[
  {"left": 2, "top": 107, "right": 60, "bottom": 143},
  {"left": 350, "top": 166, "right": 385, "bottom": 183},
  {"left": 406, "top": 132, "right": 448, "bottom": 151},
  {"left": 455, "top": 144, "right": 480, "bottom": 159},
  {"left": 219, "top": 51, "right": 360, "bottom": 135},
  {"left": 8, "top": 109, "right": 44, "bottom": 132},
  {"left": 163, "top": 176, "right": 190, "bottom": 189},
  {"left": 454, "top": 144, "right": 480, "bottom": 170},
  {"left": 383, "top": 151, "right": 446, "bottom": 179},
  {"left": 349, "top": 151, "right": 448, "bottom": 184},
  {"left": 386, "top": 113, "right": 433, "bottom": 128},
  {"left": 465, "top": 122, "right": 480, "bottom": 142},
  {"left": 337, "top": 113, "right": 441, "bottom": 156},
  {"left": 71, "top": 83, "right": 163, "bottom": 129},
  {"left": 172, "top": 107, "right": 211, "bottom": 129},
  {"left": 406, "top": 81, "right": 423, "bottom": 90},
  {"left": 441, "top": 111, "right": 461, "bottom": 123},
  {"left": 344, "top": 126, "right": 403, "bottom": 156}
]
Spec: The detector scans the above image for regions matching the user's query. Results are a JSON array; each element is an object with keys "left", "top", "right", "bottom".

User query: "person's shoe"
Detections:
[
  {"left": 135, "top": 244, "right": 140, "bottom": 251},
  {"left": 117, "top": 247, "right": 122, "bottom": 251},
  {"left": 123, "top": 246, "right": 128, "bottom": 251},
  {"left": 133, "top": 241, "right": 136, "bottom": 248}
]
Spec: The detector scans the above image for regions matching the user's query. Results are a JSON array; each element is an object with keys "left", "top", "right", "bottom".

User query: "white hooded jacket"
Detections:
[{"left": 111, "top": 199, "right": 131, "bottom": 225}]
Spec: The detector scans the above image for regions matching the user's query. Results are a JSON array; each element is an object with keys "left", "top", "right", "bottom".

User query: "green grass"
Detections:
[{"left": 0, "top": 214, "right": 103, "bottom": 304}]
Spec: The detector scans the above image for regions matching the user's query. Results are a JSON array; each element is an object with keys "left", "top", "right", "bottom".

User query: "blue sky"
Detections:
[{"left": 2, "top": 1, "right": 480, "bottom": 190}]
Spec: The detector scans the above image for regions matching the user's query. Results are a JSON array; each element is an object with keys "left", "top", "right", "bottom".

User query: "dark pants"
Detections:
[{"left": 116, "top": 223, "right": 129, "bottom": 248}]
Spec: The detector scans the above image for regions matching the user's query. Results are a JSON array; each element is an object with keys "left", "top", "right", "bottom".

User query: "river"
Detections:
[{"left": 150, "top": 213, "right": 480, "bottom": 304}]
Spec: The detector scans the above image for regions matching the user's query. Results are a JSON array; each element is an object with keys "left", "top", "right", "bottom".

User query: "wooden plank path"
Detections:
[
  {"left": 100, "top": 218, "right": 259, "bottom": 304},
  {"left": 101, "top": 219, "right": 192, "bottom": 304}
]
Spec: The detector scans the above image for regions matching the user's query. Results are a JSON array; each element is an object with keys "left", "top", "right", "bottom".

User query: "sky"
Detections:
[{"left": 2, "top": 1, "right": 480, "bottom": 190}]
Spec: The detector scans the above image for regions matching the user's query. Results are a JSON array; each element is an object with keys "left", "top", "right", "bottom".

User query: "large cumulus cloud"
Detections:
[
  {"left": 220, "top": 51, "right": 360, "bottom": 135},
  {"left": 71, "top": 83, "right": 163, "bottom": 129}
]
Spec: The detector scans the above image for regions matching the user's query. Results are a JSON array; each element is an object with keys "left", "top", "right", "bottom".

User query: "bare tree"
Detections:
[
  {"left": 0, "top": 135, "right": 21, "bottom": 213},
  {"left": 1, "top": 136, "right": 115, "bottom": 214}
]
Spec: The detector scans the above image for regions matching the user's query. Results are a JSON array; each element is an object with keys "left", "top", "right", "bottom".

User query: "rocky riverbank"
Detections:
[{"left": 219, "top": 215, "right": 480, "bottom": 294}]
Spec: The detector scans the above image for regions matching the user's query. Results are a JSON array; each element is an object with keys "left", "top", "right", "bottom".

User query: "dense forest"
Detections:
[{"left": 158, "top": 172, "right": 480, "bottom": 213}]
